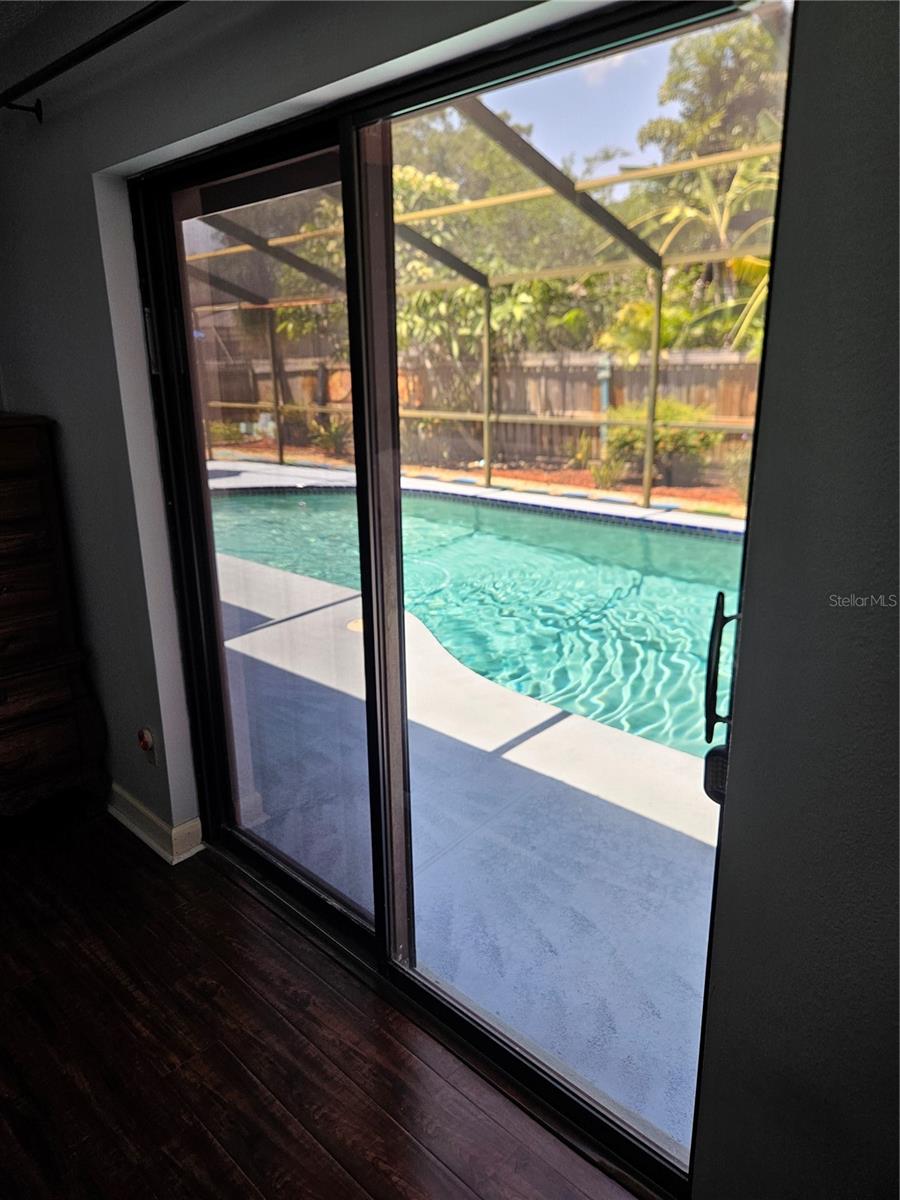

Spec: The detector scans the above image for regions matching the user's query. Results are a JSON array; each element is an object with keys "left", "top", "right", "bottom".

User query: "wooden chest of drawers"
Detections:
[{"left": 0, "top": 414, "right": 106, "bottom": 815}]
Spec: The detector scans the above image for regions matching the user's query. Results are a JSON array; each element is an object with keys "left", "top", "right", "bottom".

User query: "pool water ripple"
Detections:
[{"left": 212, "top": 490, "right": 741, "bottom": 757}]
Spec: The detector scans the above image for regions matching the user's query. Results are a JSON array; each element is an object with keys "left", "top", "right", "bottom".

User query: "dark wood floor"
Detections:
[{"left": 0, "top": 805, "right": 639, "bottom": 1200}]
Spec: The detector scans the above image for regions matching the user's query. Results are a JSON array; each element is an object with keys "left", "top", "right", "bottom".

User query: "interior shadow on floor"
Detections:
[{"left": 224, "top": 643, "right": 714, "bottom": 1153}]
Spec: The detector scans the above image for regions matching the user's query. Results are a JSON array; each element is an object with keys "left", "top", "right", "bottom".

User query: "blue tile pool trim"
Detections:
[{"left": 210, "top": 484, "right": 744, "bottom": 543}]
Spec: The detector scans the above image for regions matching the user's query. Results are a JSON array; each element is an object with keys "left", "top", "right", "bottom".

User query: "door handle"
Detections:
[
  {"left": 704, "top": 591, "right": 739, "bottom": 743},
  {"left": 703, "top": 591, "right": 739, "bottom": 806}
]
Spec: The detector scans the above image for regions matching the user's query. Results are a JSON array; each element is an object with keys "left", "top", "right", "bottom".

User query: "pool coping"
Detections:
[
  {"left": 208, "top": 463, "right": 745, "bottom": 542},
  {"left": 217, "top": 551, "right": 719, "bottom": 848}
]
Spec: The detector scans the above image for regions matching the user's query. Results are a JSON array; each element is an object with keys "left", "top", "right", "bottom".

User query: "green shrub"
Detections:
[
  {"left": 590, "top": 449, "right": 629, "bottom": 491},
  {"left": 207, "top": 420, "right": 245, "bottom": 446},
  {"left": 607, "top": 396, "right": 723, "bottom": 486},
  {"left": 720, "top": 438, "right": 753, "bottom": 502},
  {"left": 281, "top": 405, "right": 310, "bottom": 447},
  {"left": 311, "top": 415, "right": 353, "bottom": 458}
]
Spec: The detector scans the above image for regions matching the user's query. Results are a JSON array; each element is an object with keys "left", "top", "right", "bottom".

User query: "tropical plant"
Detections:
[
  {"left": 597, "top": 290, "right": 709, "bottom": 360},
  {"left": 591, "top": 449, "right": 629, "bottom": 491},
  {"left": 310, "top": 415, "right": 353, "bottom": 458},
  {"left": 632, "top": 14, "right": 790, "bottom": 354},
  {"left": 653, "top": 156, "right": 779, "bottom": 351},
  {"left": 596, "top": 159, "right": 779, "bottom": 358},
  {"left": 568, "top": 431, "right": 593, "bottom": 469}
]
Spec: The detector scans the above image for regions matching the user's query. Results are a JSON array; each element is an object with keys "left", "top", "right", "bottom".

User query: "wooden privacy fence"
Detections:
[
  {"left": 492, "top": 351, "right": 758, "bottom": 420},
  {"left": 199, "top": 350, "right": 758, "bottom": 485}
]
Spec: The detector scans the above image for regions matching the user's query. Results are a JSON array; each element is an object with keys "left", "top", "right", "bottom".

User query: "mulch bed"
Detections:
[{"left": 210, "top": 443, "right": 745, "bottom": 510}]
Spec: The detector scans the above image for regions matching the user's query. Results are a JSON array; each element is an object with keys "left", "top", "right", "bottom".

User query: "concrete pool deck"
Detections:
[
  {"left": 206, "top": 459, "right": 746, "bottom": 538},
  {"left": 217, "top": 549, "right": 720, "bottom": 1159}
]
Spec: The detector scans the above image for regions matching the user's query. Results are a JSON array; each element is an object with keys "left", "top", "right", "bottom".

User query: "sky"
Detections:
[
  {"left": 482, "top": 39, "right": 680, "bottom": 179},
  {"left": 183, "top": 40, "right": 680, "bottom": 256}
]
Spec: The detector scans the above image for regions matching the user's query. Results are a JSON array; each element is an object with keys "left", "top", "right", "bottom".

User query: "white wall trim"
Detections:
[
  {"left": 94, "top": 173, "right": 200, "bottom": 829},
  {"left": 109, "top": 783, "right": 205, "bottom": 865}
]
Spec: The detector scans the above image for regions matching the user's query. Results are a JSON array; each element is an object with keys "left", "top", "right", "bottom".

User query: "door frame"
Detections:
[{"left": 130, "top": 3, "right": 760, "bottom": 1194}]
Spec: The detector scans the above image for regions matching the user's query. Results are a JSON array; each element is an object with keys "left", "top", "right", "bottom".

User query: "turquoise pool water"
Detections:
[{"left": 211, "top": 489, "right": 741, "bottom": 757}]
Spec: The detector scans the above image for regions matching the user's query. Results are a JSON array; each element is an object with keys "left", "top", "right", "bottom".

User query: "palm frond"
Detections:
[
  {"left": 729, "top": 253, "right": 770, "bottom": 286},
  {"left": 658, "top": 214, "right": 701, "bottom": 254},
  {"left": 728, "top": 276, "right": 769, "bottom": 348},
  {"left": 730, "top": 217, "right": 775, "bottom": 251}
]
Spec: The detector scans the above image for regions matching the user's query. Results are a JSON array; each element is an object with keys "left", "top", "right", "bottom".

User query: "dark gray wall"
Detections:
[{"left": 692, "top": 3, "right": 898, "bottom": 1197}]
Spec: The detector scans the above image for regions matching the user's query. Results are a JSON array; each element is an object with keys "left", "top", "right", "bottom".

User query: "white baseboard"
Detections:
[{"left": 108, "top": 784, "right": 204, "bottom": 865}]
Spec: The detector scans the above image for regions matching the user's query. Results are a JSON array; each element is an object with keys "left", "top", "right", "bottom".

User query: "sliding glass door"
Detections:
[
  {"left": 140, "top": 0, "right": 793, "bottom": 1187},
  {"left": 173, "top": 151, "right": 374, "bottom": 919},
  {"left": 378, "top": 2, "right": 792, "bottom": 1167}
]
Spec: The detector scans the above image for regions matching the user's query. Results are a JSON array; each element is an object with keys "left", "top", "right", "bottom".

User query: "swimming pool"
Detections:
[{"left": 211, "top": 489, "right": 741, "bottom": 757}]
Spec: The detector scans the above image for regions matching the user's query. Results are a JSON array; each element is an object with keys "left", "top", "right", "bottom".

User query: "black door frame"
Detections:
[{"left": 130, "top": 3, "right": 755, "bottom": 1194}]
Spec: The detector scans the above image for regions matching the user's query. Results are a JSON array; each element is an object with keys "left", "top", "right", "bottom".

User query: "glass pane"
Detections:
[
  {"left": 390, "top": 3, "right": 792, "bottom": 1163},
  {"left": 176, "top": 152, "right": 373, "bottom": 917}
]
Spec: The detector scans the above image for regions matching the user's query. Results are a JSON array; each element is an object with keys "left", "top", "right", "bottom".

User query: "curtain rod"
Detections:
[{"left": 1, "top": 1, "right": 186, "bottom": 122}]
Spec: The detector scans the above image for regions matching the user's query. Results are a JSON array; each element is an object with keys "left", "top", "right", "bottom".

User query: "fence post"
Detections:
[
  {"left": 203, "top": 400, "right": 212, "bottom": 462},
  {"left": 641, "top": 268, "right": 663, "bottom": 507},
  {"left": 482, "top": 287, "right": 492, "bottom": 487},
  {"left": 266, "top": 308, "right": 285, "bottom": 465},
  {"left": 190, "top": 312, "right": 213, "bottom": 461}
]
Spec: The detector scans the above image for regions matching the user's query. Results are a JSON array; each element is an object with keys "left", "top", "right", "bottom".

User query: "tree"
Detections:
[
  {"left": 623, "top": 12, "right": 791, "bottom": 355},
  {"left": 637, "top": 13, "right": 791, "bottom": 161}
]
